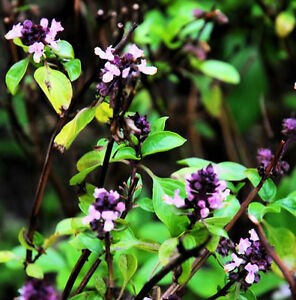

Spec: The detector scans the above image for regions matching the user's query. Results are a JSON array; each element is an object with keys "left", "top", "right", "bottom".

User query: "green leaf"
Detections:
[
  {"left": 198, "top": 60, "right": 240, "bottom": 84},
  {"left": 63, "top": 59, "right": 81, "bottom": 81},
  {"left": 152, "top": 177, "right": 189, "bottom": 236},
  {"left": 69, "top": 233, "right": 102, "bottom": 255},
  {"left": 178, "top": 258, "right": 194, "bottom": 285},
  {"left": 151, "top": 116, "right": 169, "bottom": 132},
  {"left": 69, "top": 291, "right": 102, "bottom": 300},
  {"left": 54, "top": 107, "right": 96, "bottom": 151},
  {"left": 201, "top": 83, "right": 222, "bottom": 117},
  {"left": 217, "top": 161, "right": 247, "bottom": 181},
  {"left": 77, "top": 150, "right": 104, "bottom": 172},
  {"left": 137, "top": 197, "right": 154, "bottom": 212},
  {"left": 26, "top": 263, "right": 44, "bottom": 279},
  {"left": 214, "top": 195, "right": 240, "bottom": 219},
  {"left": 111, "top": 146, "right": 140, "bottom": 162},
  {"left": 5, "top": 58, "right": 29, "bottom": 95},
  {"left": 248, "top": 202, "right": 281, "bottom": 222},
  {"left": 55, "top": 217, "right": 86, "bottom": 235},
  {"left": 70, "top": 165, "right": 99, "bottom": 185},
  {"left": 54, "top": 40, "right": 75, "bottom": 59},
  {"left": 177, "top": 157, "right": 212, "bottom": 168},
  {"left": 245, "top": 168, "right": 277, "bottom": 202},
  {"left": 266, "top": 225, "right": 296, "bottom": 271},
  {"left": 34, "top": 65, "right": 73, "bottom": 114},
  {"left": 118, "top": 253, "right": 138, "bottom": 283},
  {"left": 276, "top": 191, "right": 296, "bottom": 216},
  {"left": 159, "top": 238, "right": 178, "bottom": 265},
  {"left": 142, "top": 131, "right": 186, "bottom": 157},
  {"left": 0, "top": 251, "right": 17, "bottom": 263}
]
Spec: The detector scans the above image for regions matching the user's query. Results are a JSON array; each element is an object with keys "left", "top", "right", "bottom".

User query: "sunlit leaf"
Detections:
[
  {"left": 5, "top": 58, "right": 29, "bottom": 95},
  {"left": 142, "top": 131, "right": 186, "bottom": 157},
  {"left": 217, "top": 161, "right": 247, "bottom": 181},
  {"left": 26, "top": 263, "right": 44, "bottom": 279},
  {"left": 276, "top": 191, "right": 296, "bottom": 216},
  {"left": 248, "top": 202, "right": 281, "bottom": 222},
  {"left": 34, "top": 65, "right": 72, "bottom": 114},
  {"left": 53, "top": 40, "right": 75, "bottom": 59},
  {"left": 0, "top": 251, "right": 17, "bottom": 263},
  {"left": 95, "top": 102, "right": 113, "bottom": 123},
  {"left": 54, "top": 107, "right": 96, "bottom": 151},
  {"left": 198, "top": 60, "right": 240, "bottom": 84}
]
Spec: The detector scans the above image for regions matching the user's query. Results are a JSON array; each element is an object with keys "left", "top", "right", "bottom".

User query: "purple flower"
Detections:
[
  {"left": 222, "top": 229, "right": 272, "bottom": 290},
  {"left": 256, "top": 147, "right": 289, "bottom": 176},
  {"left": 124, "top": 112, "right": 151, "bottom": 142},
  {"left": 83, "top": 188, "right": 125, "bottom": 238},
  {"left": 18, "top": 279, "right": 59, "bottom": 300},
  {"left": 5, "top": 18, "right": 63, "bottom": 63},
  {"left": 282, "top": 118, "right": 296, "bottom": 137},
  {"left": 185, "top": 164, "right": 229, "bottom": 219}
]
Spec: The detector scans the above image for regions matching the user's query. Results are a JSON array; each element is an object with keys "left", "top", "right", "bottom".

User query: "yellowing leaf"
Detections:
[
  {"left": 54, "top": 107, "right": 96, "bottom": 151},
  {"left": 275, "top": 11, "right": 296, "bottom": 38},
  {"left": 34, "top": 66, "right": 72, "bottom": 115},
  {"left": 95, "top": 102, "right": 113, "bottom": 123}
]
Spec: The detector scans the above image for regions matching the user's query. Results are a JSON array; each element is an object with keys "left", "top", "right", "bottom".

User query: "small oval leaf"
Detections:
[
  {"left": 199, "top": 60, "right": 240, "bottom": 84},
  {"left": 26, "top": 263, "right": 44, "bottom": 279},
  {"left": 5, "top": 58, "right": 29, "bottom": 95},
  {"left": 142, "top": 131, "right": 186, "bottom": 157},
  {"left": 34, "top": 66, "right": 73, "bottom": 115}
]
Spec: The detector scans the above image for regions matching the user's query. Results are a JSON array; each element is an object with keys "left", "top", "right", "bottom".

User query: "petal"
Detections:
[
  {"left": 5, "top": 23, "right": 23, "bottom": 40},
  {"left": 102, "top": 71, "right": 114, "bottom": 83},
  {"left": 128, "top": 44, "right": 144, "bottom": 59},
  {"left": 245, "top": 272, "right": 255, "bottom": 284},
  {"left": 40, "top": 18, "right": 49, "bottom": 28},
  {"left": 104, "top": 220, "right": 114, "bottom": 232},
  {"left": 122, "top": 67, "right": 130, "bottom": 78}
]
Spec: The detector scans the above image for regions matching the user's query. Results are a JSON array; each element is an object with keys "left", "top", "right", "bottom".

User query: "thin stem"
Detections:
[
  {"left": 62, "top": 249, "right": 91, "bottom": 300},
  {"left": 98, "top": 139, "right": 115, "bottom": 187},
  {"left": 254, "top": 222, "right": 296, "bottom": 298},
  {"left": 25, "top": 117, "right": 65, "bottom": 264},
  {"left": 105, "top": 232, "right": 114, "bottom": 300},
  {"left": 74, "top": 258, "right": 102, "bottom": 295},
  {"left": 134, "top": 238, "right": 210, "bottom": 300},
  {"left": 207, "top": 280, "right": 235, "bottom": 300}
]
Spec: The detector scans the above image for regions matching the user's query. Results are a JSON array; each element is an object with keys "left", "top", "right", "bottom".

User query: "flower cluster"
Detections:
[
  {"left": 256, "top": 148, "right": 289, "bottom": 176},
  {"left": 5, "top": 18, "right": 63, "bottom": 63},
  {"left": 221, "top": 229, "right": 272, "bottom": 290},
  {"left": 124, "top": 112, "right": 151, "bottom": 143},
  {"left": 163, "top": 164, "right": 229, "bottom": 220},
  {"left": 83, "top": 188, "right": 125, "bottom": 238},
  {"left": 95, "top": 44, "right": 157, "bottom": 106},
  {"left": 18, "top": 279, "right": 59, "bottom": 300}
]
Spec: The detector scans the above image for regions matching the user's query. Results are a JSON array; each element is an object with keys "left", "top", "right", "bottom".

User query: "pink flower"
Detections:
[
  {"left": 102, "top": 61, "right": 121, "bottom": 83},
  {"left": 137, "top": 59, "right": 157, "bottom": 75},
  {"left": 83, "top": 205, "right": 101, "bottom": 224},
  {"left": 237, "top": 238, "right": 251, "bottom": 254},
  {"left": 200, "top": 207, "right": 210, "bottom": 218},
  {"left": 4, "top": 23, "right": 23, "bottom": 40},
  {"left": 102, "top": 210, "right": 119, "bottom": 232},
  {"left": 45, "top": 19, "right": 64, "bottom": 48},
  {"left": 224, "top": 253, "right": 244, "bottom": 272},
  {"left": 128, "top": 44, "right": 144, "bottom": 60},
  {"left": 94, "top": 46, "right": 115, "bottom": 61},
  {"left": 249, "top": 229, "right": 259, "bottom": 241},
  {"left": 245, "top": 263, "right": 259, "bottom": 284},
  {"left": 28, "top": 42, "right": 45, "bottom": 63},
  {"left": 163, "top": 189, "right": 185, "bottom": 208}
]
